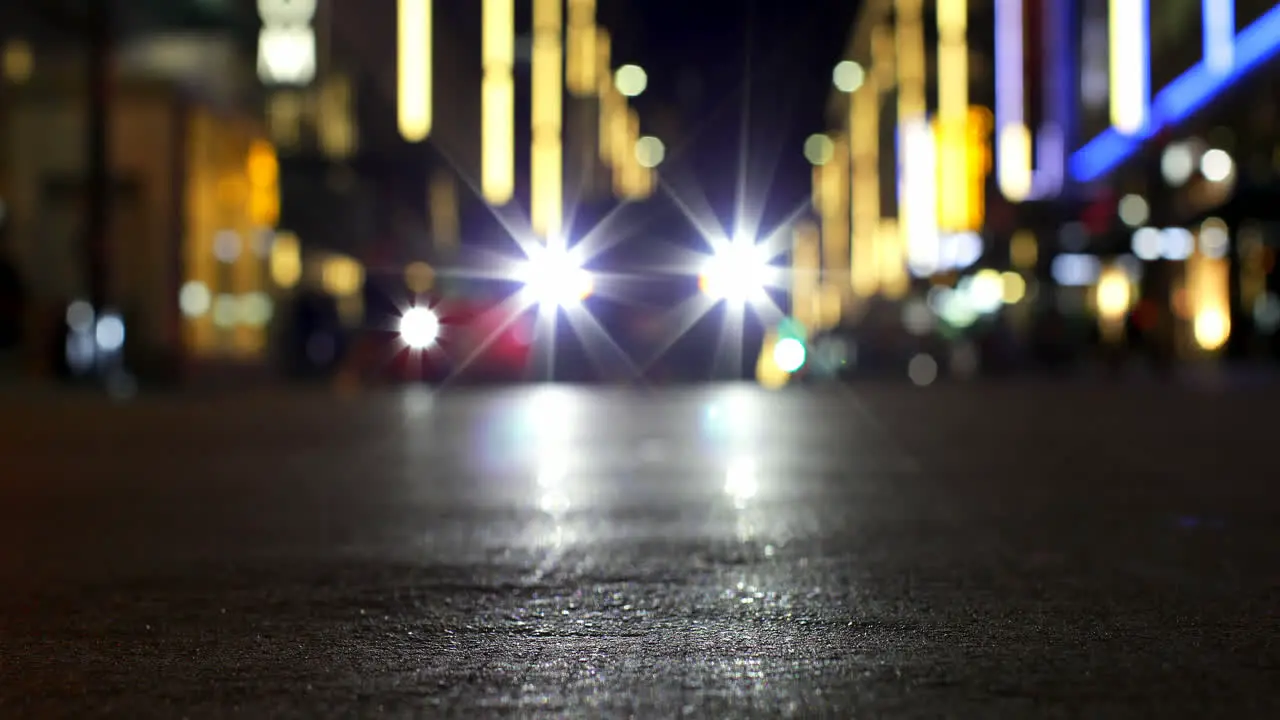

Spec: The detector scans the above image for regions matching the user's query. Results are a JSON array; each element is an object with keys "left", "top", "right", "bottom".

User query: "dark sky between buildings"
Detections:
[{"left": 627, "top": 0, "right": 861, "bottom": 231}]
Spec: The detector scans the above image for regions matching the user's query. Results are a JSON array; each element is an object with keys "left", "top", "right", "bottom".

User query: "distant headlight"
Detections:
[
  {"left": 699, "top": 242, "right": 772, "bottom": 303},
  {"left": 399, "top": 306, "right": 440, "bottom": 349},
  {"left": 519, "top": 246, "right": 594, "bottom": 306}
]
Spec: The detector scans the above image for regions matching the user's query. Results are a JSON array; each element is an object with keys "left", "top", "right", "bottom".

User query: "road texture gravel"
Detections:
[{"left": 1, "top": 380, "right": 1278, "bottom": 717}]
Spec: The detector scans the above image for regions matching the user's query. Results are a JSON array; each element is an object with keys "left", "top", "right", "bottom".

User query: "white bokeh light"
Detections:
[
  {"left": 614, "top": 64, "right": 647, "bottom": 97},
  {"left": 95, "top": 313, "right": 125, "bottom": 352},
  {"left": 832, "top": 60, "right": 865, "bottom": 93},
  {"left": 1161, "top": 142, "right": 1195, "bottom": 186},
  {"left": 803, "top": 134, "right": 834, "bottom": 165},
  {"left": 1200, "top": 148, "right": 1233, "bottom": 182},
  {"left": 179, "top": 281, "right": 212, "bottom": 318},
  {"left": 635, "top": 135, "right": 665, "bottom": 168},
  {"left": 399, "top": 306, "right": 440, "bottom": 349},
  {"left": 772, "top": 338, "right": 806, "bottom": 373},
  {"left": 1118, "top": 194, "right": 1149, "bottom": 227}
]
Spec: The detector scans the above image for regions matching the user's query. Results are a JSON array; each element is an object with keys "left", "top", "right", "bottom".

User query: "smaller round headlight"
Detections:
[{"left": 399, "top": 307, "right": 440, "bottom": 349}]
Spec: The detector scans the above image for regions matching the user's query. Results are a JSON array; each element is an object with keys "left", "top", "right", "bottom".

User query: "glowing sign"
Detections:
[
  {"left": 993, "top": 0, "right": 1065, "bottom": 201},
  {"left": 1204, "top": 0, "right": 1236, "bottom": 74},
  {"left": 482, "top": 0, "right": 515, "bottom": 204},
  {"left": 934, "top": 107, "right": 991, "bottom": 234},
  {"left": 257, "top": 0, "right": 317, "bottom": 86},
  {"left": 899, "top": 119, "right": 939, "bottom": 277},
  {"left": 1108, "top": 0, "right": 1149, "bottom": 134},
  {"left": 397, "top": 0, "right": 433, "bottom": 142},
  {"left": 1072, "top": 3, "right": 1280, "bottom": 183}
]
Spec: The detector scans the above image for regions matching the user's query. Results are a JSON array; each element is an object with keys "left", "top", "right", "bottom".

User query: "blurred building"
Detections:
[
  {"left": 0, "top": 0, "right": 667, "bottom": 382},
  {"left": 815, "top": 0, "right": 1008, "bottom": 333},
  {"left": 302, "top": 0, "right": 654, "bottom": 268},
  {"left": 813, "top": 0, "right": 1280, "bottom": 366},
  {"left": 0, "top": 1, "right": 276, "bottom": 379},
  {"left": 1062, "top": 0, "right": 1280, "bottom": 360}
]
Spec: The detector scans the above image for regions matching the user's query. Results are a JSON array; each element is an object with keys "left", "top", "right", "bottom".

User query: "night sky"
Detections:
[{"left": 625, "top": 0, "right": 860, "bottom": 236}]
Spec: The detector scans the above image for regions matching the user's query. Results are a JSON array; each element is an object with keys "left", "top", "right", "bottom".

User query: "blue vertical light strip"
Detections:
[
  {"left": 1204, "top": 0, "right": 1236, "bottom": 73},
  {"left": 994, "top": 0, "right": 1023, "bottom": 168},
  {"left": 1071, "top": 4, "right": 1280, "bottom": 183},
  {"left": 896, "top": 125, "right": 905, "bottom": 212},
  {"left": 1031, "top": 0, "right": 1068, "bottom": 197}
]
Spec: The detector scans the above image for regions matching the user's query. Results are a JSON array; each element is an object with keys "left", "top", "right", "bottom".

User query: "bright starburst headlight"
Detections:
[
  {"left": 399, "top": 306, "right": 440, "bottom": 349},
  {"left": 699, "top": 242, "right": 772, "bottom": 303},
  {"left": 518, "top": 245, "right": 594, "bottom": 306}
]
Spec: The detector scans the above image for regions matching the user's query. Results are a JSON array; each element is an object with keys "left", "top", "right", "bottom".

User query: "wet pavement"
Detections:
[{"left": 1, "top": 381, "right": 1278, "bottom": 717}]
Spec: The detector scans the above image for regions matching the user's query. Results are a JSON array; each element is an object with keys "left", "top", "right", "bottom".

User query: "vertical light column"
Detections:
[
  {"left": 895, "top": 0, "right": 933, "bottom": 283},
  {"left": 936, "top": 0, "right": 970, "bottom": 233},
  {"left": 895, "top": 0, "right": 925, "bottom": 118},
  {"left": 185, "top": 115, "right": 215, "bottom": 354},
  {"left": 1036, "top": 0, "right": 1067, "bottom": 195},
  {"left": 820, "top": 135, "right": 849, "bottom": 328},
  {"left": 396, "top": 0, "right": 431, "bottom": 142},
  {"left": 1188, "top": 243, "right": 1231, "bottom": 352},
  {"left": 616, "top": 109, "right": 645, "bottom": 199},
  {"left": 995, "top": 0, "right": 1031, "bottom": 201},
  {"left": 1203, "top": 0, "right": 1235, "bottom": 74},
  {"left": 900, "top": 120, "right": 938, "bottom": 277},
  {"left": 792, "top": 220, "right": 821, "bottom": 331},
  {"left": 851, "top": 36, "right": 886, "bottom": 299},
  {"left": 531, "top": 0, "right": 564, "bottom": 240},
  {"left": 566, "top": 0, "right": 597, "bottom": 96},
  {"left": 595, "top": 31, "right": 617, "bottom": 161},
  {"left": 482, "top": 0, "right": 514, "bottom": 205},
  {"left": 936, "top": 0, "right": 967, "bottom": 119},
  {"left": 1108, "top": 0, "right": 1149, "bottom": 134}
]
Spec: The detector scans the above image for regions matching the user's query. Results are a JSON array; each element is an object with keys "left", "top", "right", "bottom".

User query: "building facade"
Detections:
[
  {"left": 815, "top": 0, "right": 1280, "bottom": 363},
  {"left": 1, "top": 0, "right": 279, "bottom": 379}
]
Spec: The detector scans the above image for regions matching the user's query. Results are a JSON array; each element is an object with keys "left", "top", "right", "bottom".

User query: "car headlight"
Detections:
[
  {"left": 519, "top": 246, "right": 594, "bottom": 306},
  {"left": 399, "top": 306, "right": 440, "bottom": 349},
  {"left": 699, "top": 243, "right": 772, "bottom": 302}
]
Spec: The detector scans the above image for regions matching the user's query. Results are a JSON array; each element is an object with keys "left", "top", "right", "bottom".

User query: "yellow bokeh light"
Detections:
[
  {"left": 404, "top": 261, "right": 435, "bottom": 293},
  {"left": 270, "top": 231, "right": 302, "bottom": 288},
  {"left": 1010, "top": 229, "right": 1038, "bottom": 269},
  {"left": 1193, "top": 308, "right": 1230, "bottom": 350},
  {"left": 756, "top": 329, "right": 790, "bottom": 389},
  {"left": 247, "top": 140, "right": 278, "bottom": 187},
  {"left": 3, "top": 39, "right": 34, "bottom": 83},
  {"left": 1000, "top": 272, "right": 1026, "bottom": 304},
  {"left": 322, "top": 256, "right": 364, "bottom": 297},
  {"left": 1095, "top": 270, "right": 1131, "bottom": 319}
]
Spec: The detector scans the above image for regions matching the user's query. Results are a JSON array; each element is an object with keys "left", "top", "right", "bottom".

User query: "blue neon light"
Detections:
[
  {"left": 1070, "top": 4, "right": 1280, "bottom": 183},
  {"left": 1204, "top": 0, "right": 1236, "bottom": 72}
]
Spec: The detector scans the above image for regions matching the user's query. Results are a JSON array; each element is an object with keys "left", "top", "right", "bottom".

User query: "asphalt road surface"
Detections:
[{"left": 2, "top": 380, "right": 1278, "bottom": 717}]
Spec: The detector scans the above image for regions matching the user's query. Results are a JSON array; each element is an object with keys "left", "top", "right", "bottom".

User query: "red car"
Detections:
[{"left": 348, "top": 282, "right": 536, "bottom": 385}]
